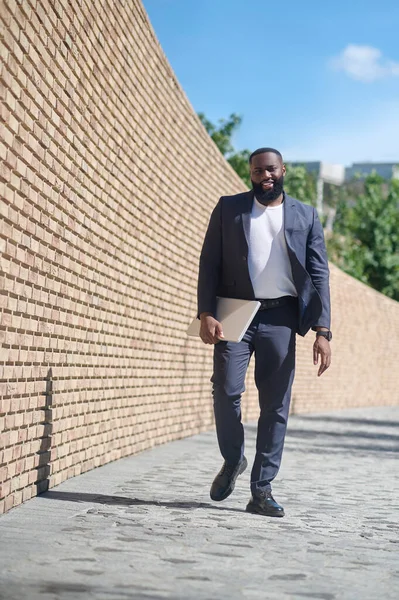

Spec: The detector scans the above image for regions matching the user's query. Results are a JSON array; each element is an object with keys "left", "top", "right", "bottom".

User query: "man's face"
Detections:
[{"left": 250, "top": 152, "right": 286, "bottom": 204}]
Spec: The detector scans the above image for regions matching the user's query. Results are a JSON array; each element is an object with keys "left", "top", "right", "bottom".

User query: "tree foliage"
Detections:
[
  {"left": 328, "top": 174, "right": 399, "bottom": 300},
  {"left": 198, "top": 112, "right": 240, "bottom": 156},
  {"left": 227, "top": 150, "right": 251, "bottom": 187},
  {"left": 198, "top": 112, "right": 252, "bottom": 186},
  {"left": 284, "top": 165, "right": 317, "bottom": 206}
]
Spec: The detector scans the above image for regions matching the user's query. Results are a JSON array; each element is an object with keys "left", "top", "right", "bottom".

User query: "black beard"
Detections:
[{"left": 251, "top": 176, "right": 284, "bottom": 205}]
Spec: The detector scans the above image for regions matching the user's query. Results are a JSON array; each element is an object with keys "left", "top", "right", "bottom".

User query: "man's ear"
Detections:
[{"left": 282, "top": 163, "right": 287, "bottom": 175}]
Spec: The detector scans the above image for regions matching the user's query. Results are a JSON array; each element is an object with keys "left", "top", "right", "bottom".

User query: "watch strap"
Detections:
[{"left": 316, "top": 331, "right": 332, "bottom": 341}]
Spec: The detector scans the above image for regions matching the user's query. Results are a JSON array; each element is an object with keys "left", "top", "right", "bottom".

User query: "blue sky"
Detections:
[{"left": 142, "top": 0, "right": 399, "bottom": 166}]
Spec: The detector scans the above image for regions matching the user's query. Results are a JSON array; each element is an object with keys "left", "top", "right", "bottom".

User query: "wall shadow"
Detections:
[
  {"left": 285, "top": 428, "right": 399, "bottom": 443},
  {"left": 296, "top": 415, "right": 399, "bottom": 428},
  {"left": 244, "top": 417, "right": 399, "bottom": 455},
  {"left": 35, "top": 368, "right": 53, "bottom": 495},
  {"left": 283, "top": 441, "right": 398, "bottom": 455}
]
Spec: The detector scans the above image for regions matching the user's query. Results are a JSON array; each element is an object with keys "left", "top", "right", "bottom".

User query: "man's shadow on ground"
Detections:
[{"left": 40, "top": 491, "right": 246, "bottom": 513}]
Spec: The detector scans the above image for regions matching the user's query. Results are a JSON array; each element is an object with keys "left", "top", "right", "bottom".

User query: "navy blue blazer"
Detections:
[{"left": 197, "top": 190, "right": 331, "bottom": 337}]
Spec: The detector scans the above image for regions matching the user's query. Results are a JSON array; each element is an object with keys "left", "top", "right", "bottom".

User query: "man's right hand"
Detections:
[{"left": 199, "top": 313, "right": 225, "bottom": 345}]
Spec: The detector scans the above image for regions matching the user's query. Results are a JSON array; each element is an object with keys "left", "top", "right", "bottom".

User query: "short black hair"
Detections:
[{"left": 249, "top": 147, "right": 283, "bottom": 163}]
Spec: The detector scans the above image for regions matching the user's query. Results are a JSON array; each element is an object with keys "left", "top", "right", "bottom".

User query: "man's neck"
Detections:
[{"left": 255, "top": 192, "right": 284, "bottom": 208}]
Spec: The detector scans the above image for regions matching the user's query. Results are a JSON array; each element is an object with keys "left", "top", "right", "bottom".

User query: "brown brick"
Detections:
[
  {"left": 0, "top": 480, "right": 11, "bottom": 499},
  {"left": 4, "top": 494, "right": 15, "bottom": 512}
]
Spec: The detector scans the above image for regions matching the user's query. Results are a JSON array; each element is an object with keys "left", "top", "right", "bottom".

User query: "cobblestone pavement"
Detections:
[{"left": 1, "top": 406, "right": 398, "bottom": 600}]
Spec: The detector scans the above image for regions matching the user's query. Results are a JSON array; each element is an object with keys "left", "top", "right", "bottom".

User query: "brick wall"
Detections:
[{"left": 1, "top": 0, "right": 398, "bottom": 514}]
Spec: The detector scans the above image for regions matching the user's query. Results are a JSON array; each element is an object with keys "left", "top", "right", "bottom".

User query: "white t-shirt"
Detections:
[{"left": 248, "top": 198, "right": 297, "bottom": 299}]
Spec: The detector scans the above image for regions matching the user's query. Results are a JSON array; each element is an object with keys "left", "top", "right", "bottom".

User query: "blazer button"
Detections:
[{"left": 242, "top": 256, "right": 247, "bottom": 261}]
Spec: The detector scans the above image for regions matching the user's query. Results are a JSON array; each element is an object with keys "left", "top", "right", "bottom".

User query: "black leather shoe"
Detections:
[
  {"left": 210, "top": 456, "right": 248, "bottom": 502},
  {"left": 246, "top": 490, "right": 285, "bottom": 517}
]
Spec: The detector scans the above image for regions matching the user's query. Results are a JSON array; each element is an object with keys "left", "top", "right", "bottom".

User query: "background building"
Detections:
[
  {"left": 345, "top": 162, "right": 399, "bottom": 180},
  {"left": 291, "top": 161, "right": 399, "bottom": 183},
  {"left": 289, "top": 161, "right": 345, "bottom": 215}
]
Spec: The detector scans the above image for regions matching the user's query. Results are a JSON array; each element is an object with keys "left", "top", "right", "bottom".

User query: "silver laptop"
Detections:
[{"left": 187, "top": 297, "right": 261, "bottom": 343}]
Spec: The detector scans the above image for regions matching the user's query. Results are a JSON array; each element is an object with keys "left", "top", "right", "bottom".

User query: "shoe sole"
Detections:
[
  {"left": 210, "top": 457, "right": 248, "bottom": 502},
  {"left": 245, "top": 503, "right": 285, "bottom": 518}
]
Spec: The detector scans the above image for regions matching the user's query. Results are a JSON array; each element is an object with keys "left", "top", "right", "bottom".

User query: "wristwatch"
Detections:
[{"left": 316, "top": 330, "right": 332, "bottom": 342}]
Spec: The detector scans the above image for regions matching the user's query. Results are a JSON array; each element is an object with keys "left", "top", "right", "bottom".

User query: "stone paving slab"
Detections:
[{"left": 0, "top": 406, "right": 398, "bottom": 600}]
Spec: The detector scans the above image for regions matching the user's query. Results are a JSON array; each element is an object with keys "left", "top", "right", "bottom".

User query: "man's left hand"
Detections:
[{"left": 313, "top": 337, "right": 331, "bottom": 377}]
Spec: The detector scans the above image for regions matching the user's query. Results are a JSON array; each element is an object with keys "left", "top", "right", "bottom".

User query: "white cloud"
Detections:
[{"left": 330, "top": 44, "right": 399, "bottom": 82}]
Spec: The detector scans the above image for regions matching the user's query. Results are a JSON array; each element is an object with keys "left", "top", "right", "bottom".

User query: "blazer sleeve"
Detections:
[
  {"left": 197, "top": 198, "right": 223, "bottom": 317},
  {"left": 306, "top": 207, "right": 331, "bottom": 330}
]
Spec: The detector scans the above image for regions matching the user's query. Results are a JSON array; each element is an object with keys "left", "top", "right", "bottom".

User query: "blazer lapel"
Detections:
[
  {"left": 239, "top": 190, "right": 256, "bottom": 298},
  {"left": 241, "top": 190, "right": 254, "bottom": 248},
  {"left": 283, "top": 193, "right": 297, "bottom": 249}
]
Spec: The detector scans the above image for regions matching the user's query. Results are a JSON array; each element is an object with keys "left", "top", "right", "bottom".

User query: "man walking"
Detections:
[{"left": 198, "top": 148, "right": 331, "bottom": 517}]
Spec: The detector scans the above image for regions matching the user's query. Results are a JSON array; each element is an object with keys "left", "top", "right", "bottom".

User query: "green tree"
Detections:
[
  {"left": 328, "top": 174, "right": 399, "bottom": 300},
  {"left": 284, "top": 164, "right": 317, "bottom": 206},
  {"left": 198, "top": 112, "right": 252, "bottom": 186},
  {"left": 198, "top": 112, "right": 317, "bottom": 199},
  {"left": 198, "top": 112, "right": 240, "bottom": 156},
  {"left": 227, "top": 149, "right": 251, "bottom": 187}
]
